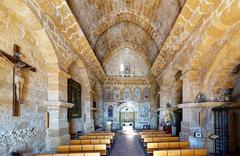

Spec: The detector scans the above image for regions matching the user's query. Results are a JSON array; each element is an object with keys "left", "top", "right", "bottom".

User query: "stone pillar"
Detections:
[
  {"left": 182, "top": 70, "right": 201, "bottom": 103},
  {"left": 45, "top": 101, "right": 73, "bottom": 151},
  {"left": 83, "top": 88, "right": 94, "bottom": 133},
  {"left": 45, "top": 67, "right": 74, "bottom": 151},
  {"left": 178, "top": 102, "right": 224, "bottom": 153},
  {"left": 97, "top": 98, "right": 104, "bottom": 127}
]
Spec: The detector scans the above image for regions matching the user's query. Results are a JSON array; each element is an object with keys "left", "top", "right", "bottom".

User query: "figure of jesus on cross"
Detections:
[{"left": 0, "top": 44, "right": 36, "bottom": 116}]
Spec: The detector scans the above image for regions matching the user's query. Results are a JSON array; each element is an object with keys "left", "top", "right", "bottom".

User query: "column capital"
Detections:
[
  {"left": 44, "top": 100, "right": 74, "bottom": 108},
  {"left": 181, "top": 69, "right": 200, "bottom": 78}
]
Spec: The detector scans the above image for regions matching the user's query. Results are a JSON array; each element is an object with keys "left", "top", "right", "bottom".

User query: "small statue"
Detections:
[
  {"left": 164, "top": 103, "right": 175, "bottom": 126},
  {"left": 194, "top": 92, "right": 206, "bottom": 103},
  {"left": 166, "top": 103, "right": 171, "bottom": 108},
  {"left": 219, "top": 88, "right": 232, "bottom": 102}
]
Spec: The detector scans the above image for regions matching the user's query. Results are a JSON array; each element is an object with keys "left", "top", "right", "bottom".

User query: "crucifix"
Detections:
[{"left": 0, "top": 44, "right": 36, "bottom": 116}]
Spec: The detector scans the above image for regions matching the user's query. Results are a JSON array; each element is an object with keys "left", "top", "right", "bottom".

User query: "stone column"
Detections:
[
  {"left": 45, "top": 101, "right": 73, "bottom": 151},
  {"left": 45, "top": 67, "right": 74, "bottom": 151},
  {"left": 83, "top": 88, "right": 94, "bottom": 133},
  {"left": 182, "top": 70, "right": 201, "bottom": 103}
]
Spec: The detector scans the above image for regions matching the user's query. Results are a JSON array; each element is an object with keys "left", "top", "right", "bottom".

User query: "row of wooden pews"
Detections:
[
  {"left": 36, "top": 131, "right": 115, "bottom": 156},
  {"left": 139, "top": 130, "right": 208, "bottom": 156}
]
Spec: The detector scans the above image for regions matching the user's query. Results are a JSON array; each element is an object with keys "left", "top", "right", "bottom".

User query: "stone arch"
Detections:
[
  {"left": 102, "top": 42, "right": 152, "bottom": 68},
  {"left": 201, "top": 45, "right": 240, "bottom": 100},
  {"left": 68, "top": 59, "right": 94, "bottom": 133},
  {"left": 118, "top": 106, "right": 136, "bottom": 128},
  {"left": 90, "top": 10, "right": 157, "bottom": 47}
]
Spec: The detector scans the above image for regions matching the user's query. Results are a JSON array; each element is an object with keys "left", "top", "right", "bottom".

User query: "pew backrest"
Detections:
[
  {"left": 139, "top": 131, "right": 165, "bottom": 135},
  {"left": 56, "top": 144, "right": 106, "bottom": 153},
  {"left": 153, "top": 149, "right": 208, "bottom": 156},
  {"left": 147, "top": 142, "right": 189, "bottom": 150},
  {"left": 144, "top": 137, "right": 179, "bottom": 143},
  {"left": 71, "top": 139, "right": 111, "bottom": 145},
  {"left": 88, "top": 133, "right": 115, "bottom": 136},
  {"left": 141, "top": 134, "right": 172, "bottom": 139},
  {"left": 36, "top": 153, "right": 100, "bottom": 156},
  {"left": 80, "top": 136, "right": 113, "bottom": 140}
]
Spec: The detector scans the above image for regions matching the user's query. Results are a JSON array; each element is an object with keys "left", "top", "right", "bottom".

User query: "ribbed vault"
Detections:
[{"left": 67, "top": 0, "right": 183, "bottom": 77}]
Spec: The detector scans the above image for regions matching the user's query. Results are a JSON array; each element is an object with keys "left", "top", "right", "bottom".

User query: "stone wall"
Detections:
[{"left": 0, "top": 3, "right": 49, "bottom": 154}]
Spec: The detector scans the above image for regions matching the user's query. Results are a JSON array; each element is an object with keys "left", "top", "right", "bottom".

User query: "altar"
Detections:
[{"left": 122, "top": 122, "right": 134, "bottom": 131}]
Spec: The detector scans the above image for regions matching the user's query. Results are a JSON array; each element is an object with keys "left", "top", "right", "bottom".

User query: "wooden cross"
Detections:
[{"left": 0, "top": 44, "right": 36, "bottom": 116}]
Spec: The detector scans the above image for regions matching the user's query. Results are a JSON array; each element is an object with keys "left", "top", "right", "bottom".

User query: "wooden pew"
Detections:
[
  {"left": 71, "top": 139, "right": 111, "bottom": 149},
  {"left": 147, "top": 142, "right": 189, "bottom": 155},
  {"left": 80, "top": 136, "right": 113, "bottom": 140},
  {"left": 141, "top": 134, "right": 172, "bottom": 139},
  {"left": 88, "top": 132, "right": 115, "bottom": 137},
  {"left": 139, "top": 131, "right": 166, "bottom": 135},
  {"left": 143, "top": 137, "right": 179, "bottom": 144},
  {"left": 36, "top": 153, "right": 100, "bottom": 156},
  {"left": 71, "top": 139, "right": 111, "bottom": 145},
  {"left": 56, "top": 145, "right": 107, "bottom": 156},
  {"left": 142, "top": 130, "right": 159, "bottom": 132},
  {"left": 153, "top": 149, "right": 208, "bottom": 156}
]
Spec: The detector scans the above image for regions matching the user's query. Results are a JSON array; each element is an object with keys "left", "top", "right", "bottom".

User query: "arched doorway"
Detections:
[{"left": 119, "top": 106, "right": 135, "bottom": 129}]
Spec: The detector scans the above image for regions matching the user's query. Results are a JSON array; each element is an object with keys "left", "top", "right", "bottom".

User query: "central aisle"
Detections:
[{"left": 110, "top": 132, "right": 145, "bottom": 156}]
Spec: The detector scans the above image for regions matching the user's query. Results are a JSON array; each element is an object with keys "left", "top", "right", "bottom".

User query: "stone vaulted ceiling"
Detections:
[{"left": 67, "top": 0, "right": 184, "bottom": 77}]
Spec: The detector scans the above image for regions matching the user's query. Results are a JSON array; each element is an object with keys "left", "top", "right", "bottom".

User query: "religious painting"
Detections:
[
  {"left": 108, "top": 105, "right": 113, "bottom": 118},
  {"left": 143, "top": 88, "right": 150, "bottom": 101},
  {"left": 123, "top": 87, "right": 131, "bottom": 100},
  {"left": 140, "top": 105, "right": 149, "bottom": 118},
  {"left": 113, "top": 87, "right": 121, "bottom": 101},
  {"left": 104, "top": 87, "right": 112, "bottom": 101},
  {"left": 68, "top": 78, "right": 81, "bottom": 118},
  {"left": 133, "top": 87, "right": 141, "bottom": 101}
]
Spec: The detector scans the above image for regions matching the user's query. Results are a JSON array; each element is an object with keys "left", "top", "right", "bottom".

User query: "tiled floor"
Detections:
[{"left": 110, "top": 132, "right": 145, "bottom": 156}]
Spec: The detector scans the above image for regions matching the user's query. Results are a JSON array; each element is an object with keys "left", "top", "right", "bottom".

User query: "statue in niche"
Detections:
[
  {"left": 219, "top": 88, "right": 233, "bottom": 102},
  {"left": 194, "top": 92, "right": 206, "bottom": 103},
  {"left": 165, "top": 103, "right": 175, "bottom": 126},
  {"left": 108, "top": 105, "right": 113, "bottom": 118},
  {"left": 143, "top": 88, "right": 150, "bottom": 101}
]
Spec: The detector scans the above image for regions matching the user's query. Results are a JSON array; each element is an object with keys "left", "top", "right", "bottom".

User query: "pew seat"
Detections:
[{"left": 153, "top": 149, "right": 208, "bottom": 156}]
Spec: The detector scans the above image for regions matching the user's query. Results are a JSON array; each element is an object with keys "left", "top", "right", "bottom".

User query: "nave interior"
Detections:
[{"left": 0, "top": 0, "right": 240, "bottom": 156}]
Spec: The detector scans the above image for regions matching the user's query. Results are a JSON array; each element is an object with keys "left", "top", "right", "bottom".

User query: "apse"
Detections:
[{"left": 104, "top": 48, "right": 150, "bottom": 77}]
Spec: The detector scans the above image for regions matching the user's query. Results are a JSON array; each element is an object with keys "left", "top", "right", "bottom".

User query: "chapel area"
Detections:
[{"left": 0, "top": 0, "right": 240, "bottom": 156}]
